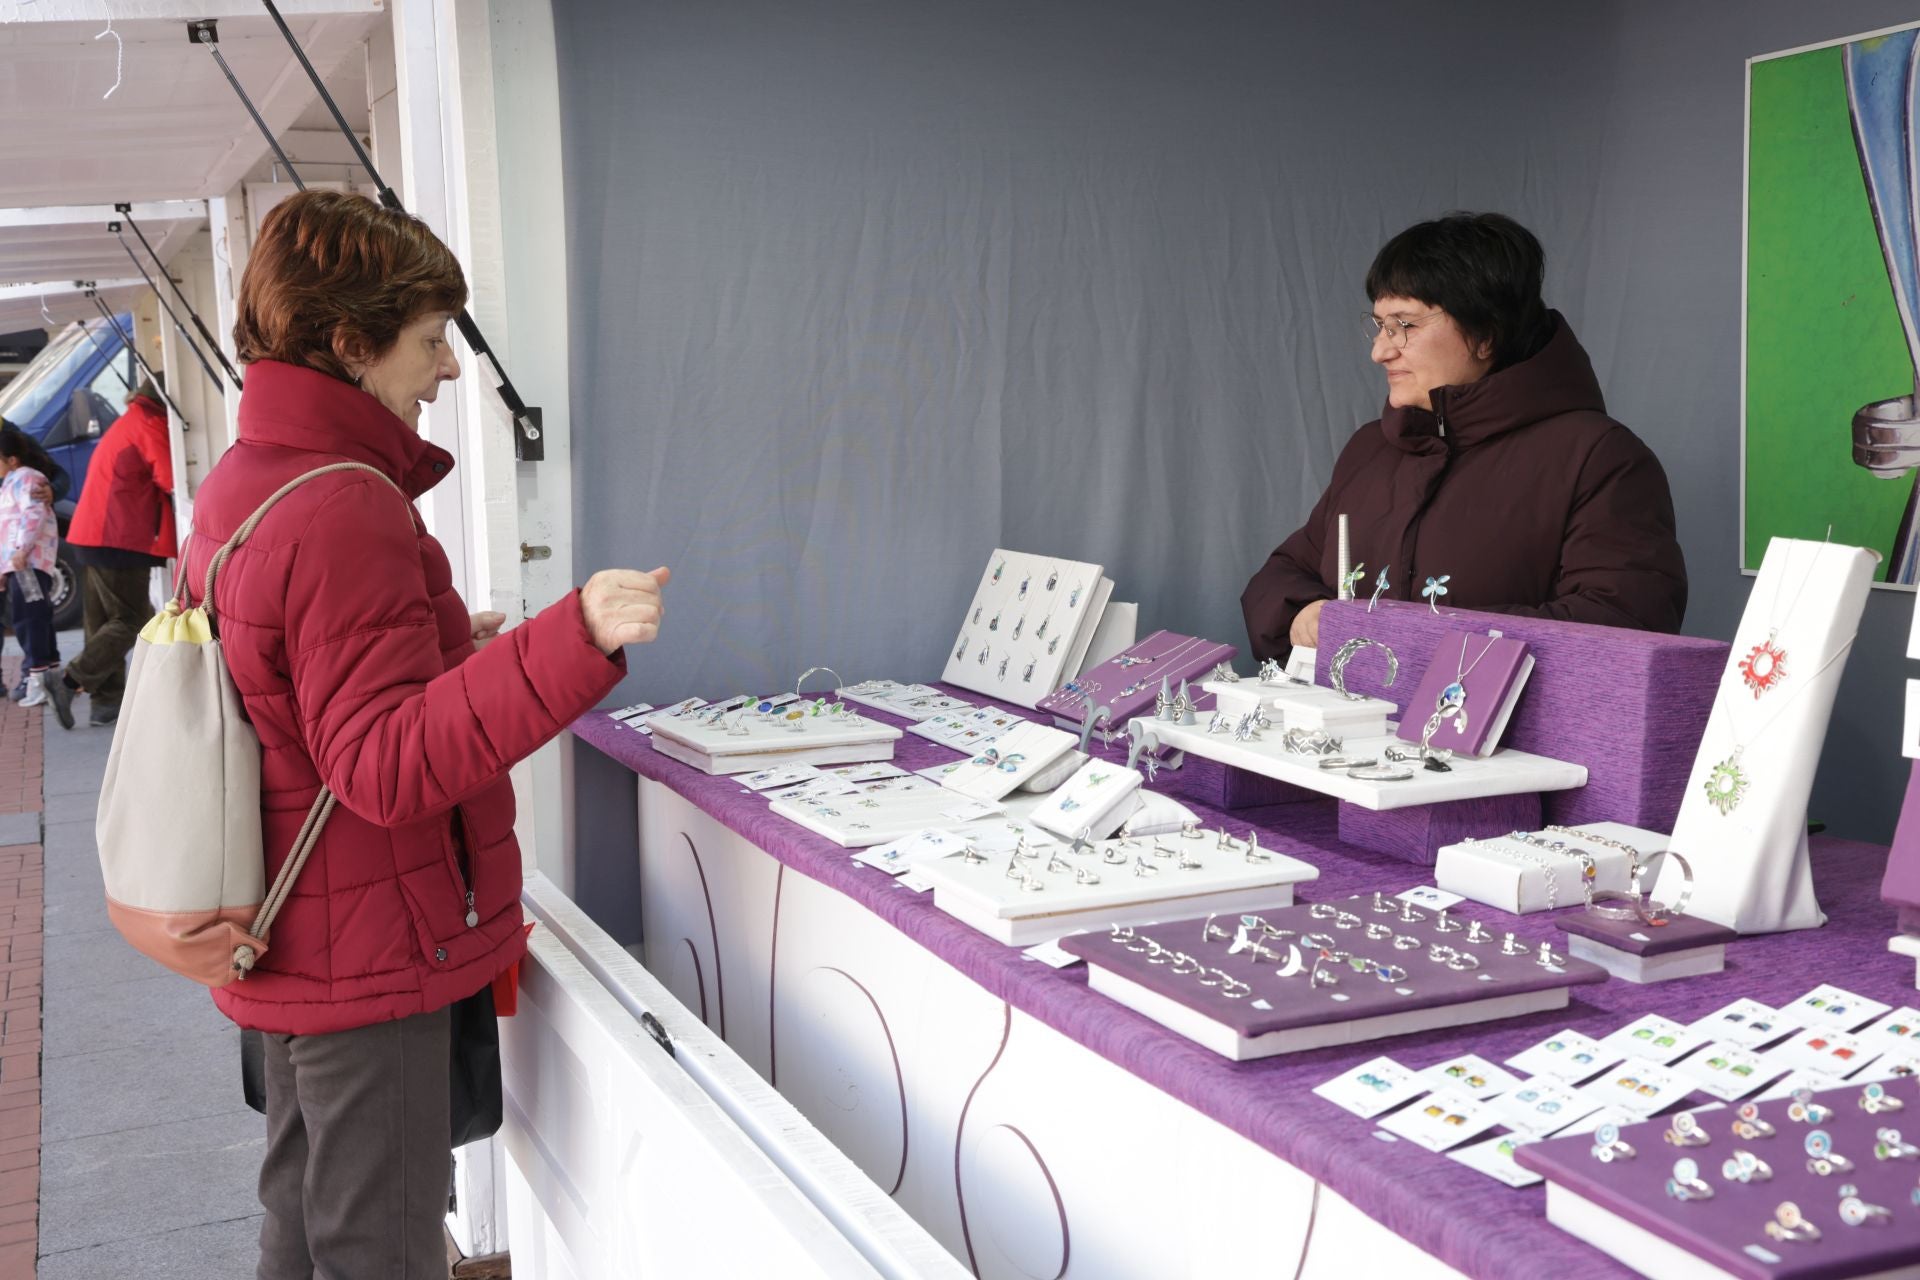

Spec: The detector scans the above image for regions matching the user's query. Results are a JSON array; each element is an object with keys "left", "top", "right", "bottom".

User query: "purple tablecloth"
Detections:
[{"left": 574, "top": 694, "right": 1905, "bottom": 1280}]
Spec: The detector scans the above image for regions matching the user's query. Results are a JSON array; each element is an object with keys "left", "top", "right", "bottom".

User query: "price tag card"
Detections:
[
  {"left": 829, "top": 762, "right": 910, "bottom": 783},
  {"left": 1788, "top": 983, "right": 1891, "bottom": 1031},
  {"left": 1311, "top": 1056, "right": 1426, "bottom": 1120},
  {"left": 1378, "top": 1089, "right": 1501, "bottom": 1152},
  {"left": 782, "top": 776, "right": 862, "bottom": 806},
  {"left": 1505, "top": 1030, "right": 1618, "bottom": 1082},
  {"left": 1396, "top": 885, "right": 1465, "bottom": 911},
  {"left": 1671, "top": 1042, "right": 1783, "bottom": 1102},
  {"left": 1490, "top": 1077, "right": 1601, "bottom": 1138},
  {"left": 1689, "top": 998, "right": 1797, "bottom": 1051},
  {"left": 1576, "top": 1059, "right": 1693, "bottom": 1118},
  {"left": 1598, "top": 1014, "right": 1710, "bottom": 1065},
  {"left": 1448, "top": 1133, "right": 1543, "bottom": 1187},
  {"left": 1021, "top": 939, "right": 1082, "bottom": 969},
  {"left": 1416, "top": 1054, "right": 1523, "bottom": 1101}
]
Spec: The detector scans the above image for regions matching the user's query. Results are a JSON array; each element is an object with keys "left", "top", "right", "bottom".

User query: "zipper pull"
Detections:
[{"left": 465, "top": 890, "right": 478, "bottom": 928}]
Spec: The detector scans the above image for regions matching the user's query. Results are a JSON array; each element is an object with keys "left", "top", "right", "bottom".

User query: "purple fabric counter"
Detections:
[{"left": 573, "top": 692, "right": 1905, "bottom": 1280}]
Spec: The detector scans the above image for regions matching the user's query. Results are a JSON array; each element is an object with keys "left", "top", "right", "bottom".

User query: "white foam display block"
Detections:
[
  {"left": 1434, "top": 822, "right": 1664, "bottom": 915},
  {"left": 1029, "top": 759, "right": 1143, "bottom": 841},
  {"left": 1198, "top": 679, "right": 1394, "bottom": 736},
  {"left": 1564, "top": 937, "right": 1725, "bottom": 985},
  {"left": 645, "top": 708, "right": 903, "bottom": 776},
  {"left": 917, "top": 832, "right": 1319, "bottom": 946},
  {"left": 1145, "top": 717, "right": 1586, "bottom": 812},
  {"left": 1889, "top": 934, "right": 1920, "bottom": 989},
  {"left": 1087, "top": 968, "right": 1574, "bottom": 1063}
]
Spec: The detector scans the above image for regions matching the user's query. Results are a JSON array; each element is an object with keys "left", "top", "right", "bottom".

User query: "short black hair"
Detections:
[{"left": 1365, "top": 212, "right": 1553, "bottom": 370}]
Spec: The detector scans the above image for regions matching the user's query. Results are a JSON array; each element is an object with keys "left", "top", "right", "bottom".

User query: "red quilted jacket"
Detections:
[
  {"left": 68, "top": 393, "right": 176, "bottom": 558},
  {"left": 183, "top": 360, "right": 623, "bottom": 1035}
]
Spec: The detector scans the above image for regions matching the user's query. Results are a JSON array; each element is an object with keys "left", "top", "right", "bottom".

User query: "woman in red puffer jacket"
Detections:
[{"left": 179, "top": 189, "right": 670, "bottom": 1279}]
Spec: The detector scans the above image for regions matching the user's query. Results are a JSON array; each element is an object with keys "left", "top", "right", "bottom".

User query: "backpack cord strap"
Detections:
[
  {"left": 232, "top": 788, "right": 336, "bottom": 976},
  {"left": 198, "top": 462, "right": 409, "bottom": 622}
]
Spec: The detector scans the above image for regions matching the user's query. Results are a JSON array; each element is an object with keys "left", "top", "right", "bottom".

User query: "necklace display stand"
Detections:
[{"left": 1666, "top": 538, "right": 1875, "bottom": 933}]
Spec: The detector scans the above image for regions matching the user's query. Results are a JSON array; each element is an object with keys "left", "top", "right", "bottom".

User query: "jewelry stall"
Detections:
[{"left": 567, "top": 539, "right": 1920, "bottom": 1280}]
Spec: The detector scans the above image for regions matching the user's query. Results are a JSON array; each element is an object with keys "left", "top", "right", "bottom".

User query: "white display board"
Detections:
[
  {"left": 941, "top": 548, "right": 1110, "bottom": 708},
  {"left": 1667, "top": 538, "right": 1875, "bottom": 933}
]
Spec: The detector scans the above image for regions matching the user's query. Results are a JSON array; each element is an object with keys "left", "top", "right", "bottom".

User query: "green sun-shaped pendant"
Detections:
[{"left": 1704, "top": 752, "right": 1748, "bottom": 816}]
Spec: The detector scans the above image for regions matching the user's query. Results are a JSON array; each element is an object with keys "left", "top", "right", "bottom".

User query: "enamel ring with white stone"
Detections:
[
  {"left": 1764, "top": 1201, "right": 1820, "bottom": 1244},
  {"left": 1590, "top": 1122, "right": 1634, "bottom": 1163},
  {"left": 1665, "top": 1113, "right": 1710, "bottom": 1148},
  {"left": 1665, "top": 1158, "right": 1713, "bottom": 1201}
]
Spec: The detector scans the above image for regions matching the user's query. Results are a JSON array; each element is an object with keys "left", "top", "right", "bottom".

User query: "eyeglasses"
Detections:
[{"left": 1363, "top": 310, "right": 1446, "bottom": 349}]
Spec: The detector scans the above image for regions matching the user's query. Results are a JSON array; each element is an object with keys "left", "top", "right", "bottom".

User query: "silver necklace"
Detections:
[{"left": 1423, "top": 632, "right": 1499, "bottom": 743}]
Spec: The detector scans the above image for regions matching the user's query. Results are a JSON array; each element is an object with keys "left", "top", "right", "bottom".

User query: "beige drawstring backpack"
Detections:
[{"left": 96, "top": 463, "right": 402, "bottom": 986}]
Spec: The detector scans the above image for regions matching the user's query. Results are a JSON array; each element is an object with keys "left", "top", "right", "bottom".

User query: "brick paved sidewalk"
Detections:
[{"left": 0, "top": 656, "right": 46, "bottom": 1280}]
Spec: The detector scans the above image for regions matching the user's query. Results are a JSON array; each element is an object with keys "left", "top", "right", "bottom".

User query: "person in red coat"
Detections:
[
  {"left": 174, "top": 190, "right": 671, "bottom": 1279},
  {"left": 47, "top": 381, "right": 175, "bottom": 728},
  {"left": 1241, "top": 213, "right": 1687, "bottom": 661}
]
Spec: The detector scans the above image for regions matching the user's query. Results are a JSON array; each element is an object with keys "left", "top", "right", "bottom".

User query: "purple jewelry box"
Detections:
[
  {"left": 1036, "top": 630, "right": 1234, "bottom": 729},
  {"left": 1514, "top": 1079, "right": 1920, "bottom": 1279},
  {"left": 1057, "top": 893, "right": 1606, "bottom": 1046},
  {"left": 1309, "top": 601, "right": 1726, "bottom": 861},
  {"left": 1557, "top": 911, "right": 1737, "bottom": 957}
]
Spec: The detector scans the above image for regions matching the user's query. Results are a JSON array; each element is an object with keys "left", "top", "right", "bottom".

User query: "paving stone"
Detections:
[{"left": 38, "top": 1106, "right": 265, "bottom": 1255}]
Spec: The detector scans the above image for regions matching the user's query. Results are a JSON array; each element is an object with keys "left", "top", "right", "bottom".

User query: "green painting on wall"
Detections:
[{"left": 1745, "top": 22, "right": 1920, "bottom": 584}]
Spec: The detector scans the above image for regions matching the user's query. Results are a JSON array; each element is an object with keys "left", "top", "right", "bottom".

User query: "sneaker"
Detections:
[
  {"left": 18, "top": 673, "right": 43, "bottom": 709},
  {"left": 41, "top": 672, "right": 73, "bottom": 730},
  {"left": 88, "top": 703, "right": 118, "bottom": 728}
]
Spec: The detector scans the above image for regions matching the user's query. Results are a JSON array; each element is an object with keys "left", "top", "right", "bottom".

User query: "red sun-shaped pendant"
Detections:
[{"left": 1738, "top": 638, "right": 1787, "bottom": 698}]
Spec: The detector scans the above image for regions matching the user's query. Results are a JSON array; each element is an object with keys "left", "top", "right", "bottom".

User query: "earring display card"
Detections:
[
  {"left": 1416, "top": 1053, "right": 1525, "bottom": 1100},
  {"left": 1379, "top": 1087, "right": 1502, "bottom": 1153},
  {"left": 1671, "top": 1043, "right": 1783, "bottom": 1102},
  {"left": 1689, "top": 999, "right": 1798, "bottom": 1052},
  {"left": 837, "top": 681, "right": 976, "bottom": 721},
  {"left": 1853, "top": 1053, "right": 1920, "bottom": 1085},
  {"left": 939, "top": 721, "right": 1079, "bottom": 802},
  {"left": 1059, "top": 894, "right": 1605, "bottom": 1061},
  {"left": 1860, "top": 1006, "right": 1920, "bottom": 1047},
  {"left": 1505, "top": 1030, "right": 1620, "bottom": 1082},
  {"left": 919, "top": 828, "right": 1320, "bottom": 947},
  {"left": 741, "top": 763, "right": 830, "bottom": 792},
  {"left": 1029, "top": 758, "right": 1145, "bottom": 841},
  {"left": 1491, "top": 1077, "right": 1604, "bottom": 1139},
  {"left": 1576, "top": 1059, "right": 1693, "bottom": 1119},
  {"left": 1312, "top": 1055, "right": 1428, "bottom": 1118},
  {"left": 908, "top": 707, "right": 1026, "bottom": 750},
  {"left": 1448, "top": 1133, "right": 1544, "bottom": 1188},
  {"left": 769, "top": 788, "right": 1009, "bottom": 848},
  {"left": 1394, "top": 630, "right": 1535, "bottom": 758},
  {"left": 1034, "top": 629, "right": 1236, "bottom": 729},
  {"left": 645, "top": 702, "right": 904, "bottom": 775},
  {"left": 1787, "top": 983, "right": 1892, "bottom": 1031},
  {"left": 941, "top": 549, "right": 1110, "bottom": 710},
  {"left": 1763, "top": 1027, "right": 1880, "bottom": 1079},
  {"left": 1515, "top": 1079, "right": 1920, "bottom": 1280},
  {"left": 1599, "top": 1014, "right": 1713, "bottom": 1066}
]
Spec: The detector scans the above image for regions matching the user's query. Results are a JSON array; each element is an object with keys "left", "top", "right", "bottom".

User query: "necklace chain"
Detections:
[{"left": 1454, "top": 632, "right": 1499, "bottom": 685}]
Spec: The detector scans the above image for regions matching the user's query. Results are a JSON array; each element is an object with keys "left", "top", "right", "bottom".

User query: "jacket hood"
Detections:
[
  {"left": 1377, "top": 311, "right": 1606, "bottom": 456},
  {"left": 235, "top": 359, "right": 454, "bottom": 498}
]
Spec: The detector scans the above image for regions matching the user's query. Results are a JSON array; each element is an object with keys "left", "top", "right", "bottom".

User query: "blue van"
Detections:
[{"left": 0, "top": 315, "right": 139, "bottom": 629}]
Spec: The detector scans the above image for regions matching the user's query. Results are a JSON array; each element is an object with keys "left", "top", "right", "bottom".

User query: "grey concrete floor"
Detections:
[{"left": 35, "top": 632, "right": 266, "bottom": 1279}]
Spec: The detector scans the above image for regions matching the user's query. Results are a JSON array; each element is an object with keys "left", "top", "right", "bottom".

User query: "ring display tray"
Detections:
[
  {"left": 1143, "top": 717, "right": 1587, "bottom": 811},
  {"left": 915, "top": 830, "right": 1319, "bottom": 946},
  {"left": 1059, "top": 894, "right": 1607, "bottom": 1061},
  {"left": 1515, "top": 1080, "right": 1920, "bottom": 1280},
  {"left": 645, "top": 707, "right": 903, "bottom": 776}
]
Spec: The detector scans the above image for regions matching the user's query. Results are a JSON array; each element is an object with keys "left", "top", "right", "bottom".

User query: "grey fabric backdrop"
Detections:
[{"left": 552, "top": 0, "right": 1920, "bottom": 878}]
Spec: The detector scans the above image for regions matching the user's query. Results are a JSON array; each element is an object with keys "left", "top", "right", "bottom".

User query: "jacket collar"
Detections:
[
  {"left": 235, "top": 359, "right": 454, "bottom": 498},
  {"left": 1377, "top": 312, "right": 1606, "bottom": 456}
]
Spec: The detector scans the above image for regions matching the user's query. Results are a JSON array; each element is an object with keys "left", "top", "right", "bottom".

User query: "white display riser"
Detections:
[
  {"left": 504, "top": 874, "right": 964, "bottom": 1279},
  {"left": 1888, "top": 933, "right": 1920, "bottom": 987},
  {"left": 635, "top": 777, "right": 1469, "bottom": 1278}
]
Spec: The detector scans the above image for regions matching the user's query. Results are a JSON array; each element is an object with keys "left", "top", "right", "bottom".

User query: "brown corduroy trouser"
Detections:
[{"left": 256, "top": 1006, "right": 452, "bottom": 1280}]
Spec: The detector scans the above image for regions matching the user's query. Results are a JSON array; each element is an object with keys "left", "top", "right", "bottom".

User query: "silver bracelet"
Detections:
[
  {"left": 1463, "top": 836, "right": 1559, "bottom": 909},
  {"left": 1545, "top": 825, "right": 1643, "bottom": 878},
  {"left": 1507, "top": 830, "right": 1597, "bottom": 906},
  {"left": 1329, "top": 638, "right": 1400, "bottom": 701}
]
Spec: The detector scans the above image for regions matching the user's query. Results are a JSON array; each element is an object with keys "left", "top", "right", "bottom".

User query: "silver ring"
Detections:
[
  {"left": 1447, "top": 952, "right": 1480, "bottom": 971},
  {"left": 1346, "top": 764, "right": 1415, "bottom": 781},
  {"left": 1666, "top": 1113, "right": 1710, "bottom": 1147},
  {"left": 1840, "top": 1196, "right": 1892, "bottom": 1227}
]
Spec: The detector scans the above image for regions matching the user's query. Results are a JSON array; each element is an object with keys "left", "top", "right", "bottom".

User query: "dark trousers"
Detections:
[
  {"left": 64, "top": 563, "right": 151, "bottom": 708},
  {"left": 257, "top": 1007, "right": 453, "bottom": 1280},
  {"left": 6, "top": 571, "right": 54, "bottom": 671}
]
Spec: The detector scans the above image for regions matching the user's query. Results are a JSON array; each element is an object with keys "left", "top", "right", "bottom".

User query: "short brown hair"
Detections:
[{"left": 233, "top": 190, "right": 468, "bottom": 381}]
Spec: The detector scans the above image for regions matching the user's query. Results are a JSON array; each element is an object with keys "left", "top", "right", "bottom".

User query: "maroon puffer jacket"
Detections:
[
  {"left": 182, "top": 360, "right": 623, "bottom": 1035},
  {"left": 1241, "top": 315, "right": 1687, "bottom": 661}
]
